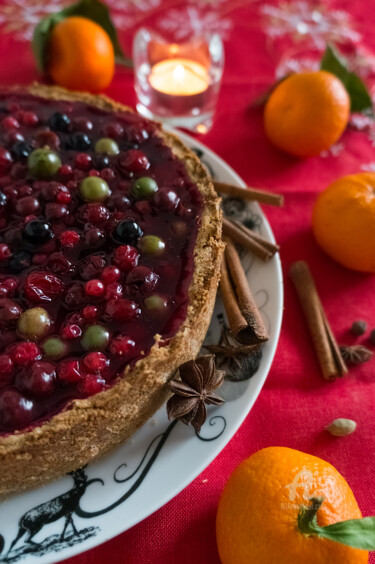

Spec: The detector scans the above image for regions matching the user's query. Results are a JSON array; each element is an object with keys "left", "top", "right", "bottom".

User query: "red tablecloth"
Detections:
[{"left": 0, "top": 0, "right": 374, "bottom": 562}]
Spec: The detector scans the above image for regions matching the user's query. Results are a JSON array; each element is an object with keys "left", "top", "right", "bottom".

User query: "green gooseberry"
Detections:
[
  {"left": 95, "top": 138, "right": 120, "bottom": 156},
  {"left": 41, "top": 336, "right": 67, "bottom": 359},
  {"left": 17, "top": 307, "right": 52, "bottom": 341},
  {"left": 28, "top": 148, "right": 61, "bottom": 178},
  {"left": 144, "top": 295, "right": 168, "bottom": 311},
  {"left": 81, "top": 324, "right": 110, "bottom": 351},
  {"left": 80, "top": 177, "right": 111, "bottom": 202},
  {"left": 139, "top": 235, "right": 165, "bottom": 256},
  {"left": 132, "top": 177, "right": 158, "bottom": 200}
]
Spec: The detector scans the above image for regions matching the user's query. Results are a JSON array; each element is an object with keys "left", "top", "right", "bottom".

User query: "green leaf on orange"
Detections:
[
  {"left": 32, "top": 0, "right": 132, "bottom": 74},
  {"left": 320, "top": 45, "right": 372, "bottom": 113}
]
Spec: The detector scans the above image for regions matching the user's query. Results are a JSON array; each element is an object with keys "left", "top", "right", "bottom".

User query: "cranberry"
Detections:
[
  {"left": 105, "top": 282, "right": 123, "bottom": 300},
  {"left": 18, "top": 184, "right": 33, "bottom": 197},
  {"left": 56, "top": 187, "right": 72, "bottom": 204},
  {"left": 72, "top": 117, "right": 93, "bottom": 132},
  {"left": 65, "top": 312, "right": 84, "bottom": 326},
  {"left": 24, "top": 271, "right": 62, "bottom": 304},
  {"left": 79, "top": 255, "right": 106, "bottom": 280},
  {"left": 85, "top": 279, "right": 105, "bottom": 297},
  {"left": 0, "top": 354, "right": 14, "bottom": 386},
  {"left": 83, "top": 227, "right": 105, "bottom": 248},
  {"left": 0, "top": 277, "right": 18, "bottom": 297},
  {"left": 60, "top": 230, "right": 80, "bottom": 248},
  {"left": 0, "top": 389, "right": 34, "bottom": 430},
  {"left": 45, "top": 202, "right": 69, "bottom": 220},
  {"left": 107, "top": 194, "right": 131, "bottom": 211},
  {"left": 119, "top": 150, "right": 150, "bottom": 173},
  {"left": 2, "top": 116, "right": 20, "bottom": 130},
  {"left": 59, "top": 164, "right": 73, "bottom": 178},
  {"left": 83, "top": 352, "right": 109, "bottom": 374},
  {"left": 10, "top": 342, "right": 41, "bottom": 365},
  {"left": 63, "top": 282, "right": 85, "bottom": 309},
  {"left": 61, "top": 324, "right": 82, "bottom": 340},
  {"left": 0, "top": 298, "right": 22, "bottom": 326},
  {"left": 153, "top": 188, "right": 180, "bottom": 211},
  {"left": 82, "top": 305, "right": 98, "bottom": 321},
  {"left": 109, "top": 334, "right": 136, "bottom": 357},
  {"left": 79, "top": 374, "right": 106, "bottom": 395},
  {"left": 101, "top": 265, "right": 121, "bottom": 285},
  {"left": 113, "top": 245, "right": 139, "bottom": 272},
  {"left": 100, "top": 168, "right": 115, "bottom": 182},
  {"left": 15, "top": 196, "right": 39, "bottom": 216},
  {"left": 104, "top": 298, "right": 140, "bottom": 321},
  {"left": 80, "top": 203, "right": 110, "bottom": 226},
  {"left": 0, "top": 243, "right": 11, "bottom": 262},
  {"left": 46, "top": 252, "right": 72, "bottom": 274},
  {"left": 125, "top": 266, "right": 159, "bottom": 296},
  {"left": 76, "top": 153, "right": 92, "bottom": 169},
  {"left": 58, "top": 359, "right": 83, "bottom": 383},
  {"left": 102, "top": 122, "right": 124, "bottom": 139},
  {"left": 16, "top": 361, "right": 56, "bottom": 397},
  {"left": 35, "top": 130, "right": 60, "bottom": 151},
  {"left": 0, "top": 147, "right": 13, "bottom": 172},
  {"left": 20, "top": 111, "right": 39, "bottom": 126}
]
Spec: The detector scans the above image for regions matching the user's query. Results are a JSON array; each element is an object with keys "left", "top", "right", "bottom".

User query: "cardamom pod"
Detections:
[{"left": 326, "top": 418, "right": 357, "bottom": 437}]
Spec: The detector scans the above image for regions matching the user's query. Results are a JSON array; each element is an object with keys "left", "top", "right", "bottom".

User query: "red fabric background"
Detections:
[{"left": 0, "top": 0, "right": 374, "bottom": 562}]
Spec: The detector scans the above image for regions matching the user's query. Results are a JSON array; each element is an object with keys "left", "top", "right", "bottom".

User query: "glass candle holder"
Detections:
[{"left": 133, "top": 28, "right": 224, "bottom": 133}]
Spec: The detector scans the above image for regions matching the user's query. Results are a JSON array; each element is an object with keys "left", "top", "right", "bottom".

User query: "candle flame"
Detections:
[{"left": 174, "top": 64, "right": 185, "bottom": 83}]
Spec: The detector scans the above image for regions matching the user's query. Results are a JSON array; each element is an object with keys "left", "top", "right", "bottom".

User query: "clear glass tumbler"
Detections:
[{"left": 133, "top": 28, "right": 224, "bottom": 133}]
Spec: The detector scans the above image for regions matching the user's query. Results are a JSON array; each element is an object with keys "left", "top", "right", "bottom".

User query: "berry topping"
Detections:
[
  {"left": 66, "top": 133, "right": 91, "bottom": 151},
  {"left": 16, "top": 361, "right": 56, "bottom": 397},
  {"left": 85, "top": 279, "right": 105, "bottom": 297},
  {"left": 48, "top": 112, "right": 71, "bottom": 132},
  {"left": 12, "top": 141, "right": 33, "bottom": 159},
  {"left": 61, "top": 324, "right": 82, "bottom": 340},
  {"left": 104, "top": 298, "right": 140, "bottom": 321},
  {"left": 125, "top": 266, "right": 159, "bottom": 296},
  {"left": 101, "top": 265, "right": 121, "bottom": 285},
  {"left": 41, "top": 336, "right": 67, "bottom": 359},
  {"left": 60, "top": 230, "right": 80, "bottom": 248},
  {"left": 0, "top": 389, "right": 34, "bottom": 430},
  {"left": 9, "top": 251, "right": 31, "bottom": 273},
  {"left": 17, "top": 307, "right": 51, "bottom": 341},
  {"left": 113, "top": 245, "right": 139, "bottom": 272},
  {"left": 95, "top": 138, "right": 120, "bottom": 156},
  {"left": 112, "top": 219, "right": 143, "bottom": 245},
  {"left": 58, "top": 359, "right": 83, "bottom": 383},
  {"left": 154, "top": 188, "right": 180, "bottom": 211},
  {"left": 83, "top": 352, "right": 109, "bottom": 374},
  {"left": 80, "top": 176, "right": 111, "bottom": 202},
  {"left": 119, "top": 149, "right": 150, "bottom": 173},
  {"left": 24, "top": 272, "right": 62, "bottom": 304},
  {"left": 78, "top": 374, "right": 106, "bottom": 395},
  {"left": 81, "top": 324, "right": 110, "bottom": 351},
  {"left": 79, "top": 254, "right": 106, "bottom": 280},
  {"left": 109, "top": 334, "right": 135, "bottom": 357},
  {"left": 28, "top": 148, "right": 61, "bottom": 178},
  {"left": 24, "top": 219, "right": 54, "bottom": 246},
  {"left": 132, "top": 177, "right": 158, "bottom": 199},
  {"left": 138, "top": 235, "right": 165, "bottom": 255},
  {"left": 10, "top": 342, "right": 41, "bottom": 365}
]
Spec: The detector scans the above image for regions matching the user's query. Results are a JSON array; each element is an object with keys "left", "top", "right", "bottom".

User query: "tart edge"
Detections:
[{"left": 0, "top": 84, "right": 224, "bottom": 496}]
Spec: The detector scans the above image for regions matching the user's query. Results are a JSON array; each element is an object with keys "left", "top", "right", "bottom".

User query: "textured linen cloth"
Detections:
[{"left": 0, "top": 0, "right": 374, "bottom": 562}]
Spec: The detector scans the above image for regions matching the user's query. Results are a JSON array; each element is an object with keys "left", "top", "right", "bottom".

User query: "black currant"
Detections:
[
  {"left": 66, "top": 134, "right": 91, "bottom": 151},
  {"left": 9, "top": 251, "right": 31, "bottom": 273},
  {"left": 113, "top": 220, "right": 143, "bottom": 244},
  {"left": 12, "top": 141, "right": 33, "bottom": 160},
  {"left": 48, "top": 112, "right": 71, "bottom": 132},
  {"left": 24, "top": 219, "right": 53, "bottom": 246}
]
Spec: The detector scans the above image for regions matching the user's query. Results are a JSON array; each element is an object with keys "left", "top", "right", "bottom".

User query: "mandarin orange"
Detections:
[
  {"left": 48, "top": 16, "right": 115, "bottom": 92},
  {"left": 313, "top": 172, "right": 375, "bottom": 273},
  {"left": 216, "top": 447, "right": 367, "bottom": 564},
  {"left": 264, "top": 71, "right": 350, "bottom": 157}
]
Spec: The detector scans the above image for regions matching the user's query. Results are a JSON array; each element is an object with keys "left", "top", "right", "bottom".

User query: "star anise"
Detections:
[
  {"left": 340, "top": 345, "right": 373, "bottom": 365},
  {"left": 166, "top": 355, "right": 225, "bottom": 433},
  {"left": 205, "top": 327, "right": 260, "bottom": 370}
]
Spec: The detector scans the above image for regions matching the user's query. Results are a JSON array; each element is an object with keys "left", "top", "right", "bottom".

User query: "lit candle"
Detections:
[{"left": 149, "top": 58, "right": 210, "bottom": 96}]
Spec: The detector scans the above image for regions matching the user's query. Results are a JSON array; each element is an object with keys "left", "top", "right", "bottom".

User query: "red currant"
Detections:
[
  {"left": 85, "top": 279, "right": 105, "bottom": 297},
  {"left": 61, "top": 324, "right": 82, "bottom": 340},
  {"left": 78, "top": 374, "right": 106, "bottom": 395},
  {"left": 104, "top": 298, "right": 140, "bottom": 321},
  {"left": 0, "top": 243, "right": 11, "bottom": 261},
  {"left": 58, "top": 359, "right": 83, "bottom": 383},
  {"left": 10, "top": 342, "right": 41, "bottom": 365},
  {"left": 113, "top": 245, "right": 139, "bottom": 272},
  {"left": 2, "top": 116, "right": 20, "bottom": 131},
  {"left": 83, "top": 352, "right": 109, "bottom": 374},
  {"left": 60, "top": 230, "right": 80, "bottom": 248},
  {"left": 82, "top": 305, "right": 98, "bottom": 322},
  {"left": 101, "top": 265, "right": 121, "bottom": 285},
  {"left": 75, "top": 153, "right": 92, "bottom": 169},
  {"left": 109, "top": 334, "right": 136, "bottom": 357}
]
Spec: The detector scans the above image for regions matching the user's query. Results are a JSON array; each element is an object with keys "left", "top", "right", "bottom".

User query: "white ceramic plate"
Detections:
[{"left": 0, "top": 130, "right": 283, "bottom": 564}]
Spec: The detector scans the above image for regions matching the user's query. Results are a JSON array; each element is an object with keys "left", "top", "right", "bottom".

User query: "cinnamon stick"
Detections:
[
  {"left": 219, "top": 241, "right": 269, "bottom": 345},
  {"left": 222, "top": 217, "right": 279, "bottom": 261},
  {"left": 289, "top": 261, "right": 348, "bottom": 380},
  {"left": 214, "top": 181, "right": 284, "bottom": 207}
]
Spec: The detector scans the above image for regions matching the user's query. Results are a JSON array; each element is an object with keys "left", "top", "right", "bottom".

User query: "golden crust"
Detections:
[{"left": 0, "top": 85, "right": 224, "bottom": 496}]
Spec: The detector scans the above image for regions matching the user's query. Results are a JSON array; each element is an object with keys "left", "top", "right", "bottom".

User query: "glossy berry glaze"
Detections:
[{"left": 0, "top": 92, "right": 203, "bottom": 434}]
